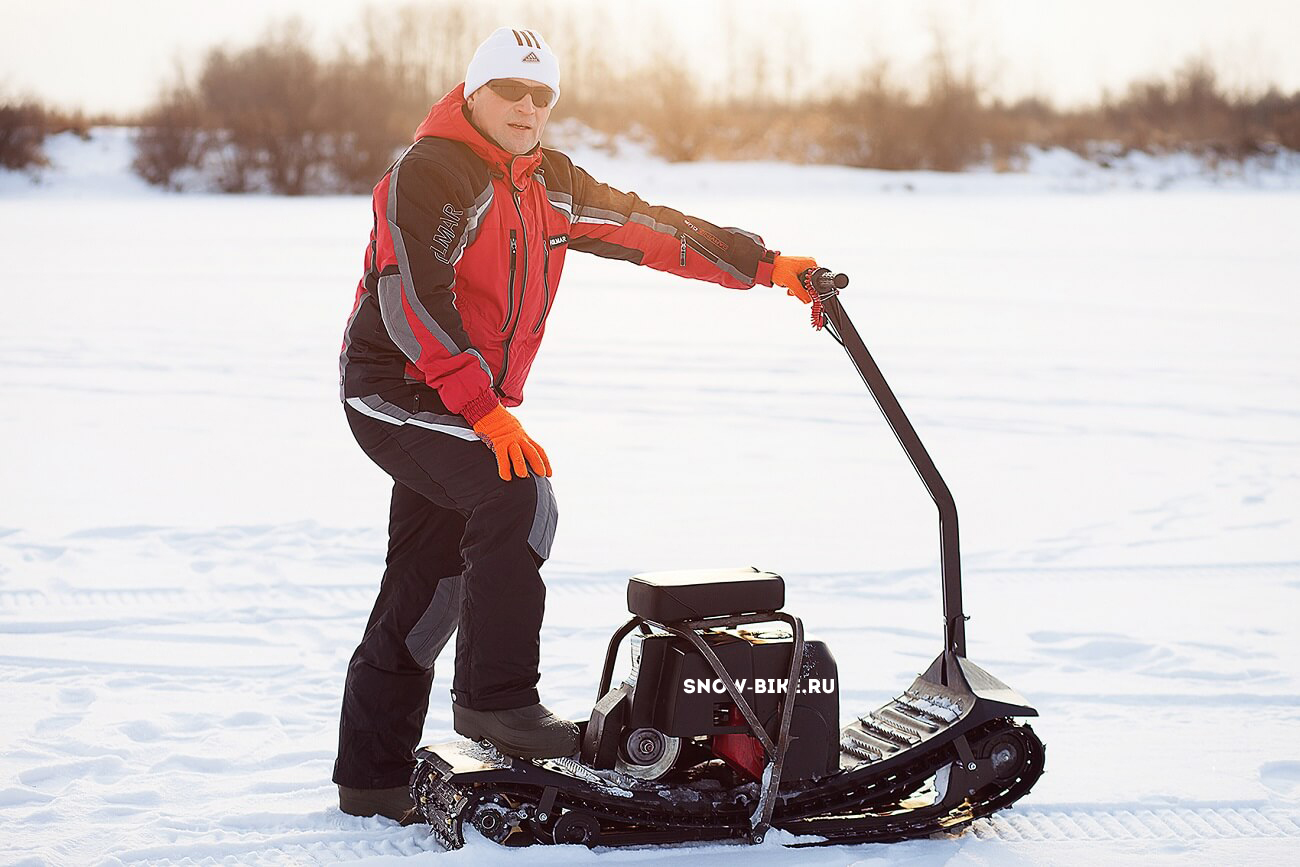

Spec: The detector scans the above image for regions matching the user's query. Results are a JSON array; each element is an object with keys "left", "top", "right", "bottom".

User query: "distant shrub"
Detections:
[
  {"left": 813, "top": 57, "right": 996, "bottom": 172},
  {"left": 133, "top": 86, "right": 205, "bottom": 190},
  {"left": 1254, "top": 89, "right": 1300, "bottom": 152},
  {"left": 316, "top": 52, "right": 432, "bottom": 192},
  {"left": 637, "top": 66, "right": 711, "bottom": 162},
  {"left": 133, "top": 18, "right": 442, "bottom": 193},
  {"left": 0, "top": 100, "right": 48, "bottom": 171},
  {"left": 43, "top": 108, "right": 95, "bottom": 139},
  {"left": 197, "top": 28, "right": 326, "bottom": 194}
]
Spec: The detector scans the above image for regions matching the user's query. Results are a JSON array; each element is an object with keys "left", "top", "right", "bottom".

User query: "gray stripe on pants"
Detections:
[
  {"left": 345, "top": 396, "right": 483, "bottom": 442},
  {"left": 406, "top": 411, "right": 481, "bottom": 442},
  {"left": 528, "top": 475, "right": 558, "bottom": 561},
  {"left": 405, "top": 574, "right": 463, "bottom": 669}
]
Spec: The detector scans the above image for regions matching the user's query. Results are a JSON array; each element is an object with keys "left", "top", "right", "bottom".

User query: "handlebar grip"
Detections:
[{"left": 800, "top": 268, "right": 850, "bottom": 293}]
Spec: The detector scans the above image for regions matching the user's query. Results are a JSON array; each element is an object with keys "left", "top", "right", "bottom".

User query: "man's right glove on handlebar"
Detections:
[
  {"left": 472, "top": 405, "right": 553, "bottom": 482},
  {"left": 771, "top": 255, "right": 821, "bottom": 303}
]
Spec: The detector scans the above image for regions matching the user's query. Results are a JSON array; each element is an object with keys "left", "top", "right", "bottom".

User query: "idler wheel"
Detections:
[
  {"left": 981, "top": 730, "right": 1030, "bottom": 781},
  {"left": 469, "top": 795, "right": 535, "bottom": 845},
  {"left": 470, "top": 801, "right": 512, "bottom": 843},
  {"left": 552, "top": 810, "right": 602, "bottom": 845}
]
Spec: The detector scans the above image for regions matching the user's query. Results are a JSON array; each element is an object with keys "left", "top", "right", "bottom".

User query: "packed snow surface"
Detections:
[{"left": 2, "top": 129, "right": 1298, "bottom": 864}]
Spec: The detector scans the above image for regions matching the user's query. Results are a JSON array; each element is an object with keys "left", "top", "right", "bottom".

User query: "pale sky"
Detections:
[{"left": 2, "top": 0, "right": 1298, "bottom": 115}]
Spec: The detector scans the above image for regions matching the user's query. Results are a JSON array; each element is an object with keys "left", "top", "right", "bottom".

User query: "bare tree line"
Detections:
[{"left": 3, "top": 1, "right": 1299, "bottom": 190}]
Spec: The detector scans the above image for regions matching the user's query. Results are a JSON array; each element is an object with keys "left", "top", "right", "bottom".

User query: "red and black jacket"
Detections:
[{"left": 339, "top": 84, "right": 777, "bottom": 429}]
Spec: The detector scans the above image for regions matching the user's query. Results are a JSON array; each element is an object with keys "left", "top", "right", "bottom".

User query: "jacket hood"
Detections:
[{"left": 413, "top": 83, "right": 543, "bottom": 190}]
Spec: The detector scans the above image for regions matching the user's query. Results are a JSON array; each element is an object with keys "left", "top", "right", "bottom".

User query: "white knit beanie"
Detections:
[{"left": 464, "top": 27, "right": 561, "bottom": 103}]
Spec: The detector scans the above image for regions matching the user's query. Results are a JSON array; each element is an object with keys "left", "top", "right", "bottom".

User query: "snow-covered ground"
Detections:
[{"left": 2, "top": 129, "right": 1298, "bottom": 865}]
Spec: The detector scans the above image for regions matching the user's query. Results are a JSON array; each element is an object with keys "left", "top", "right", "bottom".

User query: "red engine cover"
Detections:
[{"left": 711, "top": 706, "right": 766, "bottom": 780}]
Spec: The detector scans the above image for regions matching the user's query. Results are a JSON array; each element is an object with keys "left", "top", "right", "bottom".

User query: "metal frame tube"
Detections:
[
  {"left": 596, "top": 617, "right": 645, "bottom": 700},
  {"left": 821, "top": 295, "right": 967, "bottom": 664},
  {"left": 662, "top": 612, "right": 804, "bottom": 838}
]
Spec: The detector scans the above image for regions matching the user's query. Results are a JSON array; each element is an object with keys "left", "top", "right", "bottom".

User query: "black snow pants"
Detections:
[{"left": 333, "top": 402, "right": 558, "bottom": 789}]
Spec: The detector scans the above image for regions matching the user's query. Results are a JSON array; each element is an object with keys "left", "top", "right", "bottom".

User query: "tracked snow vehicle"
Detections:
[{"left": 411, "top": 270, "right": 1045, "bottom": 849}]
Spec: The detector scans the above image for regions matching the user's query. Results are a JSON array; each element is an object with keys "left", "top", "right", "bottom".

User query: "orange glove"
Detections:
[
  {"left": 771, "top": 255, "right": 820, "bottom": 303},
  {"left": 472, "top": 405, "right": 552, "bottom": 482}
]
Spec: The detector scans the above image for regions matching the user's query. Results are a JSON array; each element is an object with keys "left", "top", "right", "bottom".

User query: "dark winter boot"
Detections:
[
  {"left": 453, "top": 702, "right": 579, "bottom": 759},
  {"left": 338, "top": 784, "right": 423, "bottom": 825}
]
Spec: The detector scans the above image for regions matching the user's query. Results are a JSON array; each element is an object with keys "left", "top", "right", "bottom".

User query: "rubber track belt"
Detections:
[{"left": 413, "top": 719, "right": 1045, "bottom": 849}]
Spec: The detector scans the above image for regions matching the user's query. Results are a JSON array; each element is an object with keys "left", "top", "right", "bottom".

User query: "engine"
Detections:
[{"left": 582, "top": 626, "right": 840, "bottom": 783}]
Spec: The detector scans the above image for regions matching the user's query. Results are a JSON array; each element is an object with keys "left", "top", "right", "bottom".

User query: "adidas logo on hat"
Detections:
[{"left": 522, "top": 51, "right": 540, "bottom": 63}]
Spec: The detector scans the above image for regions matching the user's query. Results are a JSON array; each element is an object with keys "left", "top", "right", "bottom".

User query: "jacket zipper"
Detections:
[
  {"left": 499, "top": 230, "right": 517, "bottom": 333},
  {"left": 531, "top": 238, "right": 552, "bottom": 333},
  {"left": 498, "top": 186, "right": 530, "bottom": 388}
]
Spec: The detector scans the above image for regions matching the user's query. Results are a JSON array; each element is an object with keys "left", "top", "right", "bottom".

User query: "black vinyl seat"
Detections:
[{"left": 627, "top": 567, "right": 785, "bottom": 623}]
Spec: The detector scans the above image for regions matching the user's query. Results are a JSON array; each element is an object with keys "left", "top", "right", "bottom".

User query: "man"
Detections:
[{"left": 335, "top": 26, "right": 822, "bottom": 822}]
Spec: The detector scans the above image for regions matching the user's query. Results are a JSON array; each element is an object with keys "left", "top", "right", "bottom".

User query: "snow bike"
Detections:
[{"left": 411, "top": 269, "right": 1045, "bottom": 849}]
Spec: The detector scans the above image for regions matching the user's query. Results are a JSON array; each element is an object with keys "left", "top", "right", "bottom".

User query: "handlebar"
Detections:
[
  {"left": 794, "top": 267, "right": 848, "bottom": 332},
  {"left": 799, "top": 267, "right": 850, "bottom": 297}
]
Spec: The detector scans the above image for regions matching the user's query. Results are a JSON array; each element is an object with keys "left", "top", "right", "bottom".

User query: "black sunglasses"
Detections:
[{"left": 486, "top": 79, "right": 555, "bottom": 108}]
